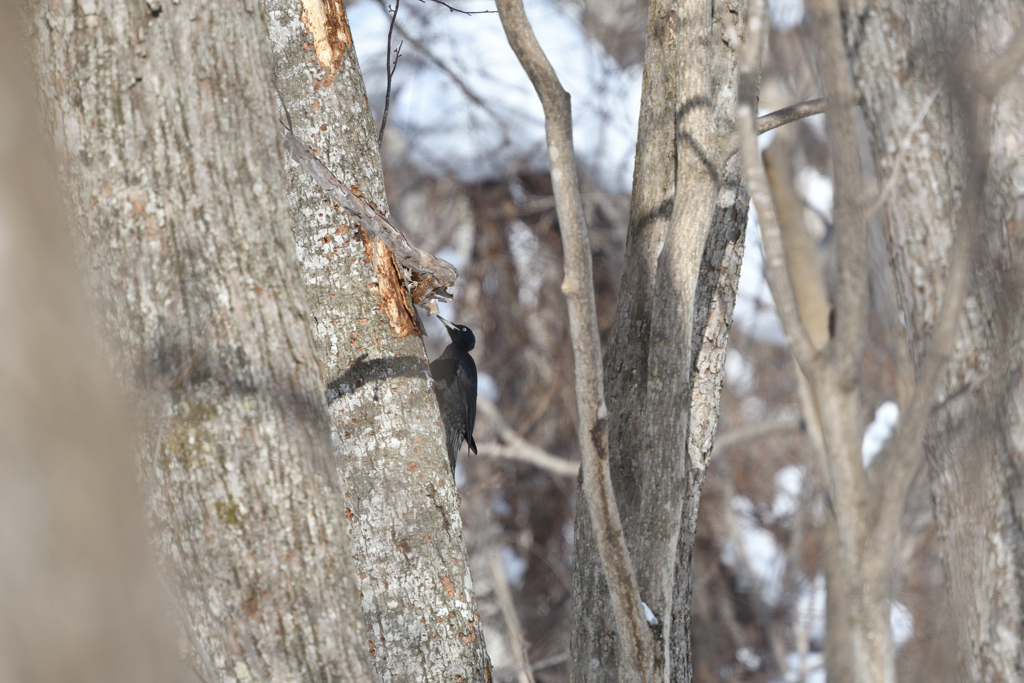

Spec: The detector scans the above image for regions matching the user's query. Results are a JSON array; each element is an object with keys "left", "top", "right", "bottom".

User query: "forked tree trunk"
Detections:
[
  {"left": 29, "top": 2, "right": 374, "bottom": 681},
  {"left": 571, "top": 0, "right": 750, "bottom": 680},
  {"left": 849, "top": 1, "right": 1024, "bottom": 679},
  {"left": 260, "top": 1, "right": 491, "bottom": 679}
]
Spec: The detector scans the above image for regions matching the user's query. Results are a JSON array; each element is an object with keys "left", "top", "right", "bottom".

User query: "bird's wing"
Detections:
[
  {"left": 457, "top": 357, "right": 478, "bottom": 452},
  {"left": 429, "top": 357, "right": 457, "bottom": 393}
]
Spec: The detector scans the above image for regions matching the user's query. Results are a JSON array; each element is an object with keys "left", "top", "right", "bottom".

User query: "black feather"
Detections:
[{"left": 430, "top": 318, "right": 477, "bottom": 472}]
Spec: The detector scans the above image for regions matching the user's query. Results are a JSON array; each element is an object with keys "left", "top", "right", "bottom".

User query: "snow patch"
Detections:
[
  {"left": 862, "top": 401, "right": 899, "bottom": 467},
  {"left": 891, "top": 600, "right": 914, "bottom": 649},
  {"left": 733, "top": 208, "right": 788, "bottom": 346},
  {"left": 796, "top": 166, "right": 834, "bottom": 221},
  {"left": 769, "top": 465, "right": 804, "bottom": 521},
  {"left": 769, "top": 0, "right": 805, "bottom": 31}
]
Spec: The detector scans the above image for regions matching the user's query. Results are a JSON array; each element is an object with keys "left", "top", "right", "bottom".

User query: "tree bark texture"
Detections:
[
  {"left": 260, "top": 2, "right": 491, "bottom": 680},
  {"left": 0, "top": 7, "right": 183, "bottom": 681},
  {"left": 848, "top": 1, "right": 1024, "bottom": 679},
  {"left": 571, "top": 0, "right": 750, "bottom": 680},
  {"left": 29, "top": 2, "right": 375, "bottom": 682}
]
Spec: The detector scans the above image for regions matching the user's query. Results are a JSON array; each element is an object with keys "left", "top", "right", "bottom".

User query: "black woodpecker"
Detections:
[{"left": 430, "top": 316, "right": 478, "bottom": 472}]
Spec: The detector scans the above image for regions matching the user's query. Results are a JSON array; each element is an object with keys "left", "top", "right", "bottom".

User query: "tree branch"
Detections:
[
  {"left": 377, "top": 0, "right": 403, "bottom": 149},
  {"left": 807, "top": 0, "right": 867, "bottom": 389},
  {"left": 736, "top": 0, "right": 818, "bottom": 377},
  {"left": 722, "top": 98, "right": 831, "bottom": 163},
  {"left": 757, "top": 97, "right": 829, "bottom": 135},
  {"left": 494, "top": 0, "right": 655, "bottom": 678},
  {"left": 476, "top": 398, "right": 580, "bottom": 476},
  {"left": 278, "top": 122, "right": 456, "bottom": 311}
]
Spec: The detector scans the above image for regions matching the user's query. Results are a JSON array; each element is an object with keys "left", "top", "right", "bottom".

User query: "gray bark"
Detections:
[
  {"left": 260, "top": 2, "right": 491, "bottom": 680},
  {"left": 29, "top": 2, "right": 374, "bottom": 681},
  {"left": 849, "top": 1, "right": 1024, "bottom": 679},
  {"left": 571, "top": 0, "right": 750, "bottom": 680}
]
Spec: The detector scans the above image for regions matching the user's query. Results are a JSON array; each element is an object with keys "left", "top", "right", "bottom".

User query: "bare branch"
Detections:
[
  {"left": 278, "top": 123, "right": 456, "bottom": 310},
  {"left": 723, "top": 98, "right": 830, "bottom": 163},
  {"left": 476, "top": 443, "right": 580, "bottom": 476},
  {"left": 370, "top": 2, "right": 508, "bottom": 127},
  {"left": 494, "top": 0, "right": 655, "bottom": 677},
  {"left": 807, "top": 0, "right": 867, "bottom": 388},
  {"left": 756, "top": 97, "right": 829, "bottom": 135},
  {"left": 421, "top": 0, "right": 496, "bottom": 14},
  {"left": 377, "top": 0, "right": 403, "bottom": 149},
  {"left": 476, "top": 399, "right": 580, "bottom": 476},
  {"left": 736, "top": 0, "right": 818, "bottom": 376}
]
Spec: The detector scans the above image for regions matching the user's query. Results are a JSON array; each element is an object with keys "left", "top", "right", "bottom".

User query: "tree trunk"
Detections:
[
  {"left": 849, "top": 1, "right": 1024, "bottom": 679},
  {"left": 571, "top": 0, "right": 749, "bottom": 680},
  {"left": 29, "top": 2, "right": 375, "bottom": 681},
  {"left": 260, "top": 2, "right": 491, "bottom": 679}
]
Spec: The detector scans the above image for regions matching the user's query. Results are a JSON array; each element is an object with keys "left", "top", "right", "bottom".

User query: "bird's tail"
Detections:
[{"left": 468, "top": 435, "right": 477, "bottom": 454}]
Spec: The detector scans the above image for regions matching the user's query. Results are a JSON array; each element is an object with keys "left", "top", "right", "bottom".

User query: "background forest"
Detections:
[{"left": 3, "top": 0, "right": 1023, "bottom": 682}]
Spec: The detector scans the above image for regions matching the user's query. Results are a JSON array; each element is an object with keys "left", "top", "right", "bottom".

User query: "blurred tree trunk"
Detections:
[
  {"left": 0, "top": 6, "right": 182, "bottom": 681},
  {"left": 571, "top": 0, "right": 750, "bottom": 680},
  {"left": 849, "top": 1, "right": 1024, "bottom": 679},
  {"left": 763, "top": 128, "right": 855, "bottom": 683},
  {"left": 28, "top": 2, "right": 375, "bottom": 681},
  {"left": 260, "top": 2, "right": 491, "bottom": 679}
]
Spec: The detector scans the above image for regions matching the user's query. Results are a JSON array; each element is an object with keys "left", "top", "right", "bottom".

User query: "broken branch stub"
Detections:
[{"left": 278, "top": 122, "right": 457, "bottom": 312}]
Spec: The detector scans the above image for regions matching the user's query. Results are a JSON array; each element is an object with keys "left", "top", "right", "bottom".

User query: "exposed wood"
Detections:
[{"left": 262, "top": 0, "right": 493, "bottom": 678}]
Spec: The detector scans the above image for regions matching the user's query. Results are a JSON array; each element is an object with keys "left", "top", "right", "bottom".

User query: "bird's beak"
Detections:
[{"left": 437, "top": 316, "right": 456, "bottom": 331}]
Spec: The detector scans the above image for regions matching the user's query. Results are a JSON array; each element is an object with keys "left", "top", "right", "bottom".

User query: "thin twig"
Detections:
[
  {"left": 278, "top": 122, "right": 456, "bottom": 310},
  {"left": 377, "top": 0, "right": 403, "bottom": 149},
  {"left": 421, "top": 0, "right": 496, "bottom": 14},
  {"left": 371, "top": 0, "right": 508, "bottom": 127},
  {"left": 736, "top": 0, "right": 818, "bottom": 377},
  {"left": 494, "top": 0, "right": 655, "bottom": 677}
]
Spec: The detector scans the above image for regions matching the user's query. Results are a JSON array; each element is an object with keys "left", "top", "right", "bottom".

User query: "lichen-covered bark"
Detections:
[
  {"left": 849, "top": 2, "right": 1024, "bottom": 679},
  {"left": 260, "top": 2, "right": 491, "bottom": 680},
  {"left": 29, "top": 2, "right": 374, "bottom": 681},
  {"left": 571, "top": 0, "right": 749, "bottom": 680}
]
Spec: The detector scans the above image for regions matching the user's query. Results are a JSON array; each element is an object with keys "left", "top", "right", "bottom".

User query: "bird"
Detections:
[{"left": 429, "top": 316, "right": 478, "bottom": 472}]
